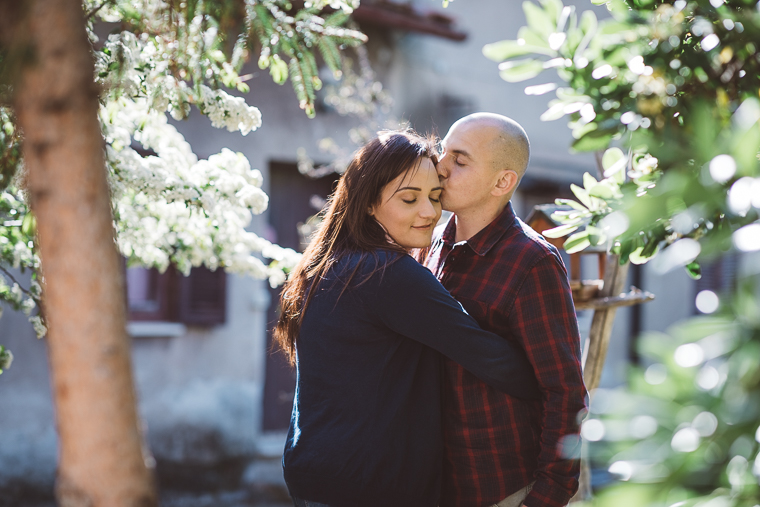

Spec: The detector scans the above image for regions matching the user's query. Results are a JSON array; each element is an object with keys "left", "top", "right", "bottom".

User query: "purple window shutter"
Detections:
[{"left": 177, "top": 266, "right": 227, "bottom": 325}]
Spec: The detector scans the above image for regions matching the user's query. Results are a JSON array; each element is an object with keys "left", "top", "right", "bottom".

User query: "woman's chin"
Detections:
[{"left": 398, "top": 237, "right": 433, "bottom": 250}]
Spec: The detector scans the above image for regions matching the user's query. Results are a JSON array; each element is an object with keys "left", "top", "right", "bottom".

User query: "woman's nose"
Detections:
[{"left": 419, "top": 200, "right": 437, "bottom": 219}]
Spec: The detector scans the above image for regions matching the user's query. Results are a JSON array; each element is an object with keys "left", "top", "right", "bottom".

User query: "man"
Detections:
[{"left": 425, "top": 113, "right": 588, "bottom": 507}]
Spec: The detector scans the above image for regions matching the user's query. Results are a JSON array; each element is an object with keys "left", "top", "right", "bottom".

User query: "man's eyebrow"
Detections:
[{"left": 448, "top": 148, "right": 471, "bottom": 159}]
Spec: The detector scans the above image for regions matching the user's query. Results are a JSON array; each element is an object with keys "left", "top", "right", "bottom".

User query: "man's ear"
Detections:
[{"left": 492, "top": 170, "right": 519, "bottom": 197}]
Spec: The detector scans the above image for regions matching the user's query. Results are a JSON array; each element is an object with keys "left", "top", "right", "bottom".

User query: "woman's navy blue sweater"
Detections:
[{"left": 283, "top": 251, "right": 539, "bottom": 507}]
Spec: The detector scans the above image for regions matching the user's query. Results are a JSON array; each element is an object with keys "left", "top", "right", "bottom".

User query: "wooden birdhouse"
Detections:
[
  {"left": 525, "top": 203, "right": 655, "bottom": 311},
  {"left": 526, "top": 204, "right": 609, "bottom": 304}
]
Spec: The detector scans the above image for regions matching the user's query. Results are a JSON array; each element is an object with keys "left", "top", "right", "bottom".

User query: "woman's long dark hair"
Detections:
[{"left": 274, "top": 130, "right": 437, "bottom": 365}]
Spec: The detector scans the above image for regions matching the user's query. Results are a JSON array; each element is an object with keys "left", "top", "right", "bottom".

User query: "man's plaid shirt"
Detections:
[{"left": 424, "top": 203, "right": 588, "bottom": 507}]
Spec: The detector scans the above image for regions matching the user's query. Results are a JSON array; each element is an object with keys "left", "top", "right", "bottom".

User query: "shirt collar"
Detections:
[{"left": 440, "top": 202, "right": 517, "bottom": 256}]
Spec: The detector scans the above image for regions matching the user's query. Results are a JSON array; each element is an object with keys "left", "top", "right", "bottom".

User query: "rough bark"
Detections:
[{"left": 7, "top": 0, "right": 157, "bottom": 505}]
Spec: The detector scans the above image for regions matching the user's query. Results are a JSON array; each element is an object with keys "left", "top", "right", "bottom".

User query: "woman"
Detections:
[{"left": 275, "top": 130, "right": 539, "bottom": 507}]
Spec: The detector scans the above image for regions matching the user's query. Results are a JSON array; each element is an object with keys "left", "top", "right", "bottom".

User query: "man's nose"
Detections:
[{"left": 436, "top": 155, "right": 450, "bottom": 178}]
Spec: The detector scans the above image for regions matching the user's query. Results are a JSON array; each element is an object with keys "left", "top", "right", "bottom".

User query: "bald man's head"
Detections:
[{"left": 452, "top": 113, "right": 531, "bottom": 181}]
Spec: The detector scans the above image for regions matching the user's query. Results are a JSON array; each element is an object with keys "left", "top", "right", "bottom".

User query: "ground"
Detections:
[{"left": 0, "top": 457, "right": 291, "bottom": 507}]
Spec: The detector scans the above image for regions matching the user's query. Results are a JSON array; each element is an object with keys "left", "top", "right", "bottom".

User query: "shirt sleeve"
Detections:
[
  {"left": 369, "top": 256, "right": 540, "bottom": 401},
  {"left": 509, "top": 253, "right": 588, "bottom": 507}
]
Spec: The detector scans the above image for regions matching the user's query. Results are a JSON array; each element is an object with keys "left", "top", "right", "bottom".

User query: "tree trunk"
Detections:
[{"left": 8, "top": 0, "right": 157, "bottom": 505}]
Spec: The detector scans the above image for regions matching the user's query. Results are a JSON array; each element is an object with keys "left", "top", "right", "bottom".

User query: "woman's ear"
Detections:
[{"left": 367, "top": 206, "right": 375, "bottom": 216}]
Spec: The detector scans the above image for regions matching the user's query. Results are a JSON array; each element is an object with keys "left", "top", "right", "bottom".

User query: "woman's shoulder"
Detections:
[{"left": 334, "top": 249, "right": 432, "bottom": 283}]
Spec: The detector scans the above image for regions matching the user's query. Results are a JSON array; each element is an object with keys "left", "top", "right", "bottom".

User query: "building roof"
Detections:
[{"left": 352, "top": 1, "right": 467, "bottom": 41}]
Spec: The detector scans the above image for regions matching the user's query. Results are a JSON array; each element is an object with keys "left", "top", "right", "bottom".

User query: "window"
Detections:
[{"left": 125, "top": 265, "right": 227, "bottom": 326}]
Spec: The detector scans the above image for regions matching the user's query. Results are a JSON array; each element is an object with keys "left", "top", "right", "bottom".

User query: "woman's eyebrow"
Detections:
[
  {"left": 393, "top": 186, "right": 422, "bottom": 193},
  {"left": 431, "top": 186, "right": 443, "bottom": 192}
]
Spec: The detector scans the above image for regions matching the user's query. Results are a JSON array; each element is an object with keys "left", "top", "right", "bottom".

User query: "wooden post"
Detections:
[
  {"left": 583, "top": 256, "right": 630, "bottom": 390},
  {"left": 571, "top": 255, "right": 630, "bottom": 503}
]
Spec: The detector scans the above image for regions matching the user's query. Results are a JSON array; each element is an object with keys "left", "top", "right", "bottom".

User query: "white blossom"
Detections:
[{"left": 101, "top": 96, "right": 299, "bottom": 279}]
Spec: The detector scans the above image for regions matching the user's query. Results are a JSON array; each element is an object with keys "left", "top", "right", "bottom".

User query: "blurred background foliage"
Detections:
[
  {"left": 0, "top": 0, "right": 367, "bottom": 368},
  {"left": 485, "top": 0, "right": 760, "bottom": 504}
]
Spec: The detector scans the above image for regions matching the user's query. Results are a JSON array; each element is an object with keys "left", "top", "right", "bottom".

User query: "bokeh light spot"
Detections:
[
  {"left": 701, "top": 34, "right": 720, "bottom": 51},
  {"left": 708, "top": 154, "right": 736, "bottom": 183},
  {"left": 733, "top": 223, "right": 760, "bottom": 252},
  {"left": 695, "top": 290, "right": 719, "bottom": 313},
  {"left": 728, "top": 177, "right": 754, "bottom": 216},
  {"left": 592, "top": 64, "right": 612, "bottom": 79},
  {"left": 697, "top": 365, "right": 720, "bottom": 390},
  {"left": 581, "top": 419, "right": 605, "bottom": 441},
  {"left": 630, "top": 415, "right": 658, "bottom": 439},
  {"left": 645, "top": 363, "right": 667, "bottom": 385},
  {"left": 671, "top": 427, "right": 700, "bottom": 452},
  {"left": 608, "top": 461, "right": 633, "bottom": 481},
  {"left": 692, "top": 411, "right": 718, "bottom": 437},
  {"left": 675, "top": 343, "right": 704, "bottom": 367}
]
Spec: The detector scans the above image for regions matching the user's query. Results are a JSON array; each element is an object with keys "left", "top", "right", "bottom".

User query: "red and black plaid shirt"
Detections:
[{"left": 425, "top": 203, "right": 588, "bottom": 507}]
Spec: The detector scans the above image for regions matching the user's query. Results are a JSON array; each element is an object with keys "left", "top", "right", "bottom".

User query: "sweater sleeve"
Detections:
[{"left": 369, "top": 255, "right": 540, "bottom": 400}]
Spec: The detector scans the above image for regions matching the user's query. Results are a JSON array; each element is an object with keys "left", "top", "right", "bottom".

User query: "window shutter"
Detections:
[{"left": 177, "top": 266, "right": 227, "bottom": 325}]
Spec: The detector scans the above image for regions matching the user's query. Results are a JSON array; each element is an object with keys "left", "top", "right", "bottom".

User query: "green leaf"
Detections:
[
  {"left": 640, "top": 237, "right": 660, "bottom": 257},
  {"left": 583, "top": 172, "right": 598, "bottom": 189},
  {"left": 586, "top": 225, "right": 607, "bottom": 246},
  {"left": 498, "top": 59, "right": 545, "bottom": 82},
  {"left": 588, "top": 183, "right": 614, "bottom": 199},
  {"left": 618, "top": 238, "right": 637, "bottom": 263},
  {"left": 579, "top": 10, "right": 598, "bottom": 35},
  {"left": 555, "top": 198, "right": 588, "bottom": 211},
  {"left": 571, "top": 132, "right": 613, "bottom": 152},
  {"left": 629, "top": 245, "right": 656, "bottom": 264},
  {"left": 563, "top": 231, "right": 591, "bottom": 253},
  {"left": 21, "top": 212, "right": 35, "bottom": 237},
  {"left": 571, "top": 183, "right": 593, "bottom": 208},
  {"left": 269, "top": 55, "right": 288, "bottom": 84},
  {"left": 523, "top": 1, "right": 555, "bottom": 37},
  {"left": 0, "top": 345, "right": 12, "bottom": 373},
  {"left": 543, "top": 223, "right": 580, "bottom": 238},
  {"left": 602, "top": 147, "right": 625, "bottom": 171},
  {"left": 482, "top": 40, "right": 555, "bottom": 61},
  {"left": 540, "top": 0, "right": 565, "bottom": 24},
  {"left": 605, "top": 0, "right": 630, "bottom": 18},
  {"left": 685, "top": 261, "right": 701, "bottom": 280},
  {"left": 517, "top": 26, "right": 551, "bottom": 48},
  {"left": 571, "top": 122, "right": 599, "bottom": 141},
  {"left": 540, "top": 101, "right": 567, "bottom": 122},
  {"left": 324, "top": 11, "right": 350, "bottom": 26},
  {"left": 602, "top": 147, "right": 627, "bottom": 183}
]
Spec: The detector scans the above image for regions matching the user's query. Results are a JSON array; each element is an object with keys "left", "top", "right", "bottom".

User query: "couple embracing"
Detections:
[{"left": 275, "top": 113, "right": 588, "bottom": 507}]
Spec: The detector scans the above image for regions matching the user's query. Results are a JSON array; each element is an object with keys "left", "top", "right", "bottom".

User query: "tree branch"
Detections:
[
  {"left": 0, "top": 264, "right": 37, "bottom": 302},
  {"left": 86, "top": 0, "right": 111, "bottom": 21}
]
